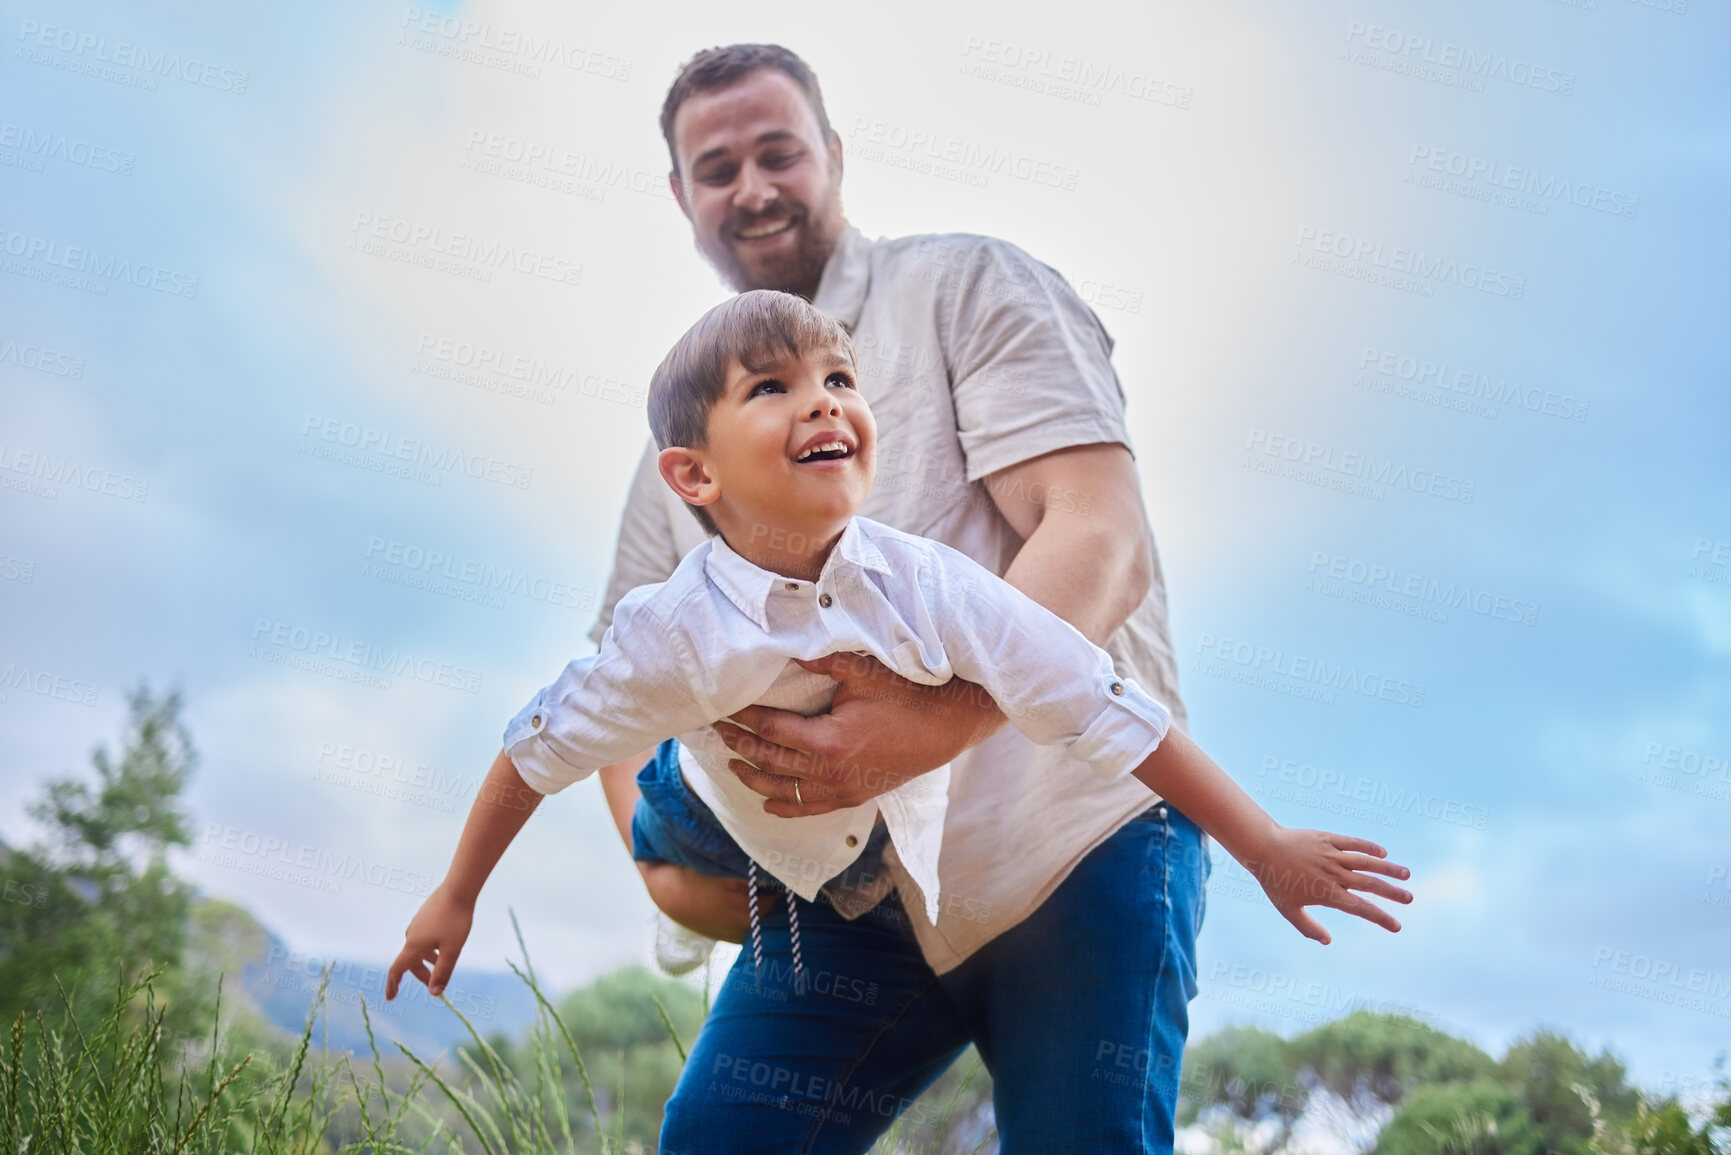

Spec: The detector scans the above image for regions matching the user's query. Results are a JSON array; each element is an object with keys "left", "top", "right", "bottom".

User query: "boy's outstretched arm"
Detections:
[
  {"left": 1134, "top": 728, "right": 1414, "bottom": 943},
  {"left": 387, "top": 749, "right": 542, "bottom": 999}
]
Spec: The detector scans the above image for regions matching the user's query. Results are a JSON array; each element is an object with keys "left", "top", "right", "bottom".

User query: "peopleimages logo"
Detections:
[
  {"left": 1244, "top": 429, "right": 1476, "bottom": 504},
  {"left": 1307, "top": 552, "right": 1539, "bottom": 627},
  {"left": 1343, "top": 21, "right": 1576, "bottom": 96},
  {"left": 1258, "top": 756, "right": 1490, "bottom": 830},
  {"left": 1407, "top": 145, "right": 1637, "bottom": 219},
  {"left": 348, "top": 211, "right": 582, "bottom": 288},
  {"left": 299, "top": 414, "right": 533, "bottom": 490},
  {"left": 1194, "top": 631, "right": 1426, "bottom": 708},
  {"left": 0, "top": 227, "right": 199, "bottom": 297},
  {"left": 0, "top": 122, "right": 134, "bottom": 175},
  {"left": 0, "top": 444, "right": 149, "bottom": 502},
  {"left": 399, "top": 7, "right": 632, "bottom": 81},
  {"left": 16, "top": 19, "right": 250, "bottom": 93},
  {"left": 0, "top": 661, "right": 99, "bottom": 707},
  {"left": 248, "top": 618, "right": 483, "bottom": 694},
  {"left": 0, "top": 335, "right": 86, "bottom": 378},
  {"left": 1357, "top": 346, "right": 1589, "bottom": 423},
  {"left": 1293, "top": 227, "right": 1525, "bottom": 300},
  {"left": 363, "top": 536, "right": 595, "bottom": 612}
]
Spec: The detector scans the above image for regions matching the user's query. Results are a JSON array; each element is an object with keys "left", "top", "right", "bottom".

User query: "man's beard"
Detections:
[{"left": 699, "top": 193, "right": 843, "bottom": 300}]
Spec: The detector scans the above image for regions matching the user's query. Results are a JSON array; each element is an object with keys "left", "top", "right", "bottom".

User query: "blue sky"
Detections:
[{"left": 2, "top": 0, "right": 1727, "bottom": 1089}]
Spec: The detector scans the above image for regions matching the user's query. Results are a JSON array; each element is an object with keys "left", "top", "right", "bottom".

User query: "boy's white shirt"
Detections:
[{"left": 504, "top": 515, "right": 1172, "bottom": 922}]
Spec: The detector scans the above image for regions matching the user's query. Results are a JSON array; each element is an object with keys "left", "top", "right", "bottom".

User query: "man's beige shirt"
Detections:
[{"left": 591, "top": 226, "right": 1188, "bottom": 974}]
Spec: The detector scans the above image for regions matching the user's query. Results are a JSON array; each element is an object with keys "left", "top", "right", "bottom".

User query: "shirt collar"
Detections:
[
  {"left": 810, "top": 225, "right": 873, "bottom": 334},
  {"left": 705, "top": 517, "right": 893, "bottom": 631}
]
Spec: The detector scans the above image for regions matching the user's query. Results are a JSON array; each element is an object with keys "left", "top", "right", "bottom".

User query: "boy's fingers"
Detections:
[
  {"left": 1331, "top": 892, "right": 1402, "bottom": 933},
  {"left": 1286, "top": 907, "right": 1331, "bottom": 945},
  {"left": 430, "top": 949, "right": 459, "bottom": 997},
  {"left": 1328, "top": 835, "right": 1388, "bottom": 858},
  {"left": 391, "top": 955, "right": 432, "bottom": 998},
  {"left": 1344, "top": 873, "right": 1414, "bottom": 904},
  {"left": 386, "top": 944, "right": 429, "bottom": 999},
  {"left": 1337, "top": 852, "right": 1411, "bottom": 880}
]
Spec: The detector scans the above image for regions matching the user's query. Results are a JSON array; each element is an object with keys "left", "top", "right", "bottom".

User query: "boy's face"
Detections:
[{"left": 681, "top": 344, "right": 876, "bottom": 547}]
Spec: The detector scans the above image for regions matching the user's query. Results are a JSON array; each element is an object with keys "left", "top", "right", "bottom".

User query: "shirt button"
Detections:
[
  {"left": 531, "top": 713, "right": 543, "bottom": 729},
  {"left": 1157, "top": 806, "right": 1168, "bottom": 820},
  {"left": 1110, "top": 681, "right": 1125, "bottom": 696},
  {"left": 845, "top": 834, "right": 859, "bottom": 848},
  {"left": 785, "top": 582, "right": 799, "bottom": 590},
  {"left": 819, "top": 593, "right": 833, "bottom": 608}
]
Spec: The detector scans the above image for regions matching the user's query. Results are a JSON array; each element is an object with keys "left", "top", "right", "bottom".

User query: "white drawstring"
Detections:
[
  {"left": 747, "top": 860, "right": 766, "bottom": 974},
  {"left": 745, "top": 859, "right": 806, "bottom": 993}
]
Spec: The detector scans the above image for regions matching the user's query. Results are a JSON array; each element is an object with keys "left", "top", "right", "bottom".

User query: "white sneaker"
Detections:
[{"left": 653, "top": 910, "right": 717, "bottom": 977}]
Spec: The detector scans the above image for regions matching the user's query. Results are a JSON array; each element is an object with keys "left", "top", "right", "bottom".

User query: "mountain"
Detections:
[{"left": 185, "top": 894, "right": 540, "bottom": 1057}]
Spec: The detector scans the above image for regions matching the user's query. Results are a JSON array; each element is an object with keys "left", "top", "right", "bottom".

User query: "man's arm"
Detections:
[
  {"left": 387, "top": 749, "right": 541, "bottom": 999},
  {"left": 987, "top": 442, "right": 1153, "bottom": 646},
  {"left": 718, "top": 442, "right": 1152, "bottom": 816}
]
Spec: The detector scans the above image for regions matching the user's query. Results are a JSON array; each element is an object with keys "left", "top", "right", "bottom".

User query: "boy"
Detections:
[{"left": 385, "top": 291, "right": 1411, "bottom": 1005}]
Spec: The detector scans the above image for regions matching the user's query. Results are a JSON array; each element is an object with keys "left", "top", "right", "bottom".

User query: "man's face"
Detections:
[
  {"left": 670, "top": 69, "right": 846, "bottom": 299},
  {"left": 699, "top": 345, "right": 876, "bottom": 542}
]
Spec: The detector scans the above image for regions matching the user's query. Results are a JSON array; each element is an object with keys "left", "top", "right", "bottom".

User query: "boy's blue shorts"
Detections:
[
  {"left": 630, "top": 739, "right": 756, "bottom": 879},
  {"left": 629, "top": 738, "right": 893, "bottom": 891}
]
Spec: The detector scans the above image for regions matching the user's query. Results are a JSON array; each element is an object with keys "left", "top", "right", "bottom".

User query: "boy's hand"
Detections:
[
  {"left": 1238, "top": 829, "right": 1413, "bottom": 944},
  {"left": 386, "top": 885, "right": 475, "bottom": 999}
]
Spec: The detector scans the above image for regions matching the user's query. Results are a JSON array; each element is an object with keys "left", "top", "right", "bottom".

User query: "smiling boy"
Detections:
[{"left": 386, "top": 291, "right": 1412, "bottom": 1067}]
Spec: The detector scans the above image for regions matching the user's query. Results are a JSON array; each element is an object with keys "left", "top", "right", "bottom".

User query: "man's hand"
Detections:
[
  {"left": 1238, "top": 828, "right": 1413, "bottom": 944},
  {"left": 386, "top": 884, "right": 475, "bottom": 999},
  {"left": 716, "top": 652, "right": 1005, "bottom": 818}
]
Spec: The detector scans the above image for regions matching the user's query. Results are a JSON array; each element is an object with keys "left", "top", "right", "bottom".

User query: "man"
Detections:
[{"left": 595, "top": 44, "right": 1205, "bottom": 1151}]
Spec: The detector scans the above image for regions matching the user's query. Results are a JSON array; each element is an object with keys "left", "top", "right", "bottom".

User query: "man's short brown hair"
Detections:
[
  {"left": 648, "top": 290, "right": 855, "bottom": 536},
  {"left": 659, "top": 44, "right": 835, "bottom": 179}
]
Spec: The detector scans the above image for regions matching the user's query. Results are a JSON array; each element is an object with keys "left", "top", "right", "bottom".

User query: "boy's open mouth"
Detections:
[{"left": 794, "top": 436, "right": 855, "bottom": 463}]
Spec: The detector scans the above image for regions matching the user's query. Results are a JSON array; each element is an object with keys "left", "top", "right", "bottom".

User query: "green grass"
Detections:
[{"left": 2, "top": 913, "right": 996, "bottom": 1154}]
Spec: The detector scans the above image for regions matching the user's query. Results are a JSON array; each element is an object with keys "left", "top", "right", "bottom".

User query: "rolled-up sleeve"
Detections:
[
  {"left": 922, "top": 539, "right": 1171, "bottom": 780},
  {"left": 506, "top": 588, "right": 714, "bottom": 794}
]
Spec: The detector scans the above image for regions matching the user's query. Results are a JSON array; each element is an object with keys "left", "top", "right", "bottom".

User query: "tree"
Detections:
[
  {"left": 1180, "top": 1025, "right": 1308, "bottom": 1129},
  {"left": 1292, "top": 1012, "right": 1500, "bottom": 1110},
  {"left": 1374, "top": 1079, "right": 1545, "bottom": 1155},
  {"left": 1500, "top": 1031, "right": 1639, "bottom": 1155},
  {"left": 0, "top": 685, "right": 198, "bottom": 1032}
]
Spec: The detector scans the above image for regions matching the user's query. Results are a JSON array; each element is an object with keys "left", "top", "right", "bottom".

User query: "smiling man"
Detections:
[{"left": 593, "top": 44, "right": 1202, "bottom": 1152}]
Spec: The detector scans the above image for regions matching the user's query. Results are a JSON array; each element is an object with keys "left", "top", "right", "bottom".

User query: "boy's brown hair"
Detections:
[{"left": 647, "top": 290, "right": 856, "bottom": 536}]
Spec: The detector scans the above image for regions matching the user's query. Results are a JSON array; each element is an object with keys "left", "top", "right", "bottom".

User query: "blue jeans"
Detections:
[
  {"left": 631, "top": 739, "right": 758, "bottom": 878},
  {"left": 654, "top": 763, "right": 1212, "bottom": 1154}
]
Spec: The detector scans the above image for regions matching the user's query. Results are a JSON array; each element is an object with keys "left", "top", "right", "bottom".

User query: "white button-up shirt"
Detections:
[
  {"left": 504, "top": 516, "right": 1171, "bottom": 922},
  {"left": 589, "top": 226, "right": 1188, "bottom": 972}
]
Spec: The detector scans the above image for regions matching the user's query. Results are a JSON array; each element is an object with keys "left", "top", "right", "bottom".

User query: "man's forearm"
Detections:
[
  {"left": 1001, "top": 519, "right": 1151, "bottom": 646},
  {"left": 442, "top": 749, "right": 544, "bottom": 906}
]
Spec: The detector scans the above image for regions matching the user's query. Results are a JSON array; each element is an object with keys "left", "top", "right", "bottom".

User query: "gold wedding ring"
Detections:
[{"left": 794, "top": 780, "right": 804, "bottom": 807}]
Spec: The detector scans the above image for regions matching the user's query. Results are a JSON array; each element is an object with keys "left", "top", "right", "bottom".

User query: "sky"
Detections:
[{"left": 2, "top": 0, "right": 1728, "bottom": 1092}]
